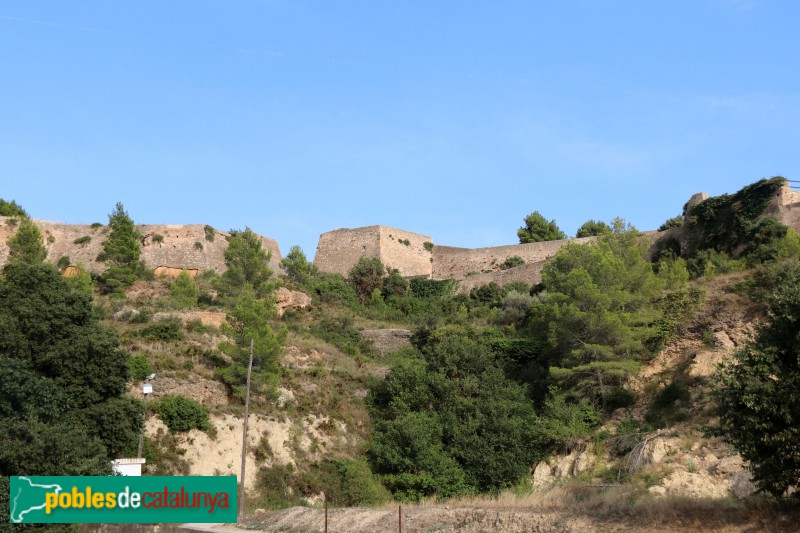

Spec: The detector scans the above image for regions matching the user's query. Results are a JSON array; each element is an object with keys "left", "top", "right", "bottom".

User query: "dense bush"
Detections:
[
  {"left": 368, "top": 328, "right": 545, "bottom": 500},
  {"left": 171, "top": 270, "right": 199, "bottom": 308},
  {"left": 715, "top": 261, "right": 800, "bottom": 497},
  {"left": 658, "top": 216, "right": 684, "bottom": 231},
  {"left": 158, "top": 395, "right": 210, "bottom": 432},
  {"left": 683, "top": 177, "right": 785, "bottom": 256},
  {"left": 499, "top": 256, "right": 525, "bottom": 270},
  {"left": 140, "top": 321, "right": 183, "bottom": 341},
  {"left": 129, "top": 354, "right": 155, "bottom": 381}
]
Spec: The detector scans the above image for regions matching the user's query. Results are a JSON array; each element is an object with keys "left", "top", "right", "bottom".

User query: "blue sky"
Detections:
[{"left": 2, "top": 1, "right": 798, "bottom": 259}]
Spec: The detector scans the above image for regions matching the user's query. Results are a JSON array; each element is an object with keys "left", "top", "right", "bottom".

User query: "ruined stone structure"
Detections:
[
  {"left": 314, "top": 225, "right": 433, "bottom": 278},
  {"left": 0, "top": 218, "right": 282, "bottom": 276},
  {"left": 312, "top": 182, "right": 800, "bottom": 292},
  {"left": 765, "top": 181, "right": 800, "bottom": 228}
]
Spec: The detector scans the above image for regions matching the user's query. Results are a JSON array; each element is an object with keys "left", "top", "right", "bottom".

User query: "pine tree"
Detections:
[
  {"left": 517, "top": 211, "right": 566, "bottom": 243},
  {"left": 6, "top": 218, "right": 47, "bottom": 264},
  {"left": 99, "top": 202, "right": 142, "bottom": 293},
  {"left": 217, "top": 227, "right": 273, "bottom": 298}
]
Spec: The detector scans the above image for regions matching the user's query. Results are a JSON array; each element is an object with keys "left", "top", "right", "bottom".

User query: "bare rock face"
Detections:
[
  {"left": 275, "top": 287, "right": 312, "bottom": 317},
  {"left": 359, "top": 329, "right": 412, "bottom": 354},
  {"left": 532, "top": 461, "right": 554, "bottom": 487},
  {"left": 661, "top": 471, "right": 730, "bottom": 499}
]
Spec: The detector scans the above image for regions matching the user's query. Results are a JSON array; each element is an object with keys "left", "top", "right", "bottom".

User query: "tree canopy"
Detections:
[
  {"left": 99, "top": 202, "right": 143, "bottom": 293},
  {"left": 532, "top": 220, "right": 661, "bottom": 407},
  {"left": 0, "top": 261, "right": 141, "bottom": 519},
  {"left": 0, "top": 198, "right": 28, "bottom": 218},
  {"left": 575, "top": 219, "right": 612, "bottom": 238},
  {"left": 6, "top": 218, "right": 47, "bottom": 264},
  {"left": 715, "top": 262, "right": 800, "bottom": 497},
  {"left": 218, "top": 227, "right": 273, "bottom": 297},
  {"left": 517, "top": 211, "right": 566, "bottom": 243}
]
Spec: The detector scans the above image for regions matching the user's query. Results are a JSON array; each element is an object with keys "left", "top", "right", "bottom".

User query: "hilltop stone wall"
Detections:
[
  {"left": 431, "top": 237, "right": 595, "bottom": 281},
  {"left": 377, "top": 226, "right": 433, "bottom": 277},
  {"left": 314, "top": 225, "right": 432, "bottom": 277},
  {"left": 0, "top": 217, "right": 281, "bottom": 276},
  {"left": 765, "top": 181, "right": 800, "bottom": 229}
]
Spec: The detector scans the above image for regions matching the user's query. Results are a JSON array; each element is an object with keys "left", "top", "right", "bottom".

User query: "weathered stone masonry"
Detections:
[
  {"left": 312, "top": 183, "right": 800, "bottom": 291},
  {"left": 0, "top": 218, "right": 282, "bottom": 276}
]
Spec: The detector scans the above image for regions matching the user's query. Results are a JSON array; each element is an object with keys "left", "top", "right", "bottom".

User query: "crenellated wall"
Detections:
[{"left": 0, "top": 218, "right": 281, "bottom": 276}]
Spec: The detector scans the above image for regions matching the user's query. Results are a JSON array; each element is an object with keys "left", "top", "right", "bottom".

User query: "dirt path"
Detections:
[{"left": 240, "top": 504, "right": 799, "bottom": 533}]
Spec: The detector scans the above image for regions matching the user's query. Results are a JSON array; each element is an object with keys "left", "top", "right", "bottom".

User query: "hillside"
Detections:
[{"left": 2, "top": 178, "right": 800, "bottom": 532}]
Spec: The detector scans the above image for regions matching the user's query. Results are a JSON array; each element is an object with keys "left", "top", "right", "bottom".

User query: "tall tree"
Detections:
[
  {"left": 575, "top": 219, "right": 612, "bottom": 238},
  {"left": 99, "top": 202, "right": 142, "bottom": 293},
  {"left": 0, "top": 261, "right": 141, "bottom": 522},
  {"left": 534, "top": 220, "right": 661, "bottom": 407},
  {"left": 6, "top": 218, "right": 47, "bottom": 264},
  {"left": 280, "top": 245, "right": 317, "bottom": 287},
  {"left": 217, "top": 286, "right": 286, "bottom": 402},
  {"left": 218, "top": 227, "right": 273, "bottom": 297},
  {"left": 715, "top": 262, "right": 800, "bottom": 497},
  {"left": 517, "top": 211, "right": 566, "bottom": 243}
]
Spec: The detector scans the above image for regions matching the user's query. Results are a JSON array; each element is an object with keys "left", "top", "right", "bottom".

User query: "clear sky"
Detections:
[{"left": 2, "top": 1, "right": 798, "bottom": 259}]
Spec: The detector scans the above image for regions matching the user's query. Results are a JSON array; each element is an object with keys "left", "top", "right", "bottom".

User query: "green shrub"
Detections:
[
  {"left": 74, "top": 235, "right": 91, "bottom": 245},
  {"left": 91, "top": 222, "right": 103, "bottom": 229},
  {"left": 423, "top": 241, "right": 434, "bottom": 252},
  {"left": 158, "top": 395, "right": 210, "bottom": 432},
  {"left": 322, "top": 458, "right": 391, "bottom": 506},
  {"left": 0, "top": 198, "right": 28, "bottom": 217},
  {"left": 129, "top": 354, "right": 154, "bottom": 381},
  {"left": 409, "top": 277, "right": 455, "bottom": 299},
  {"left": 140, "top": 321, "right": 183, "bottom": 341},
  {"left": 499, "top": 256, "right": 525, "bottom": 270},
  {"left": 56, "top": 256, "right": 71, "bottom": 270},
  {"left": 256, "top": 464, "right": 296, "bottom": 508},
  {"left": 194, "top": 241, "right": 203, "bottom": 251},
  {"left": 658, "top": 216, "right": 684, "bottom": 231},
  {"left": 151, "top": 234, "right": 164, "bottom": 244},
  {"left": 204, "top": 225, "right": 215, "bottom": 242},
  {"left": 171, "top": 270, "right": 199, "bottom": 308}
]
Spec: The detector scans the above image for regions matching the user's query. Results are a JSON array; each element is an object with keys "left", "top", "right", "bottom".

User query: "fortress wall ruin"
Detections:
[
  {"left": 313, "top": 226, "right": 383, "bottom": 277},
  {"left": 455, "top": 260, "right": 548, "bottom": 293},
  {"left": 314, "top": 225, "right": 432, "bottom": 277},
  {"left": 765, "top": 181, "right": 800, "bottom": 229},
  {"left": 431, "top": 237, "right": 595, "bottom": 280},
  {"left": 377, "top": 226, "right": 433, "bottom": 278},
  {"left": 0, "top": 217, "right": 282, "bottom": 276}
]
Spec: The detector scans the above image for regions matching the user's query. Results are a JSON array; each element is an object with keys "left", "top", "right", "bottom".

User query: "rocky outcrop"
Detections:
[{"left": 275, "top": 287, "right": 312, "bottom": 317}]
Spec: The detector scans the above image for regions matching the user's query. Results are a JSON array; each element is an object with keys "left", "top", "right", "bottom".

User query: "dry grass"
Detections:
[{"left": 393, "top": 484, "right": 800, "bottom": 532}]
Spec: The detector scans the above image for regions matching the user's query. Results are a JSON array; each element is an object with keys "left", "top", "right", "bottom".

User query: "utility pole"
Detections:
[
  {"left": 239, "top": 339, "right": 254, "bottom": 520},
  {"left": 137, "top": 374, "right": 155, "bottom": 459}
]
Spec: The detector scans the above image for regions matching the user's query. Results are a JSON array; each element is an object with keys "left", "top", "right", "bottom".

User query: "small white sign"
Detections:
[{"left": 142, "top": 383, "right": 153, "bottom": 395}]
